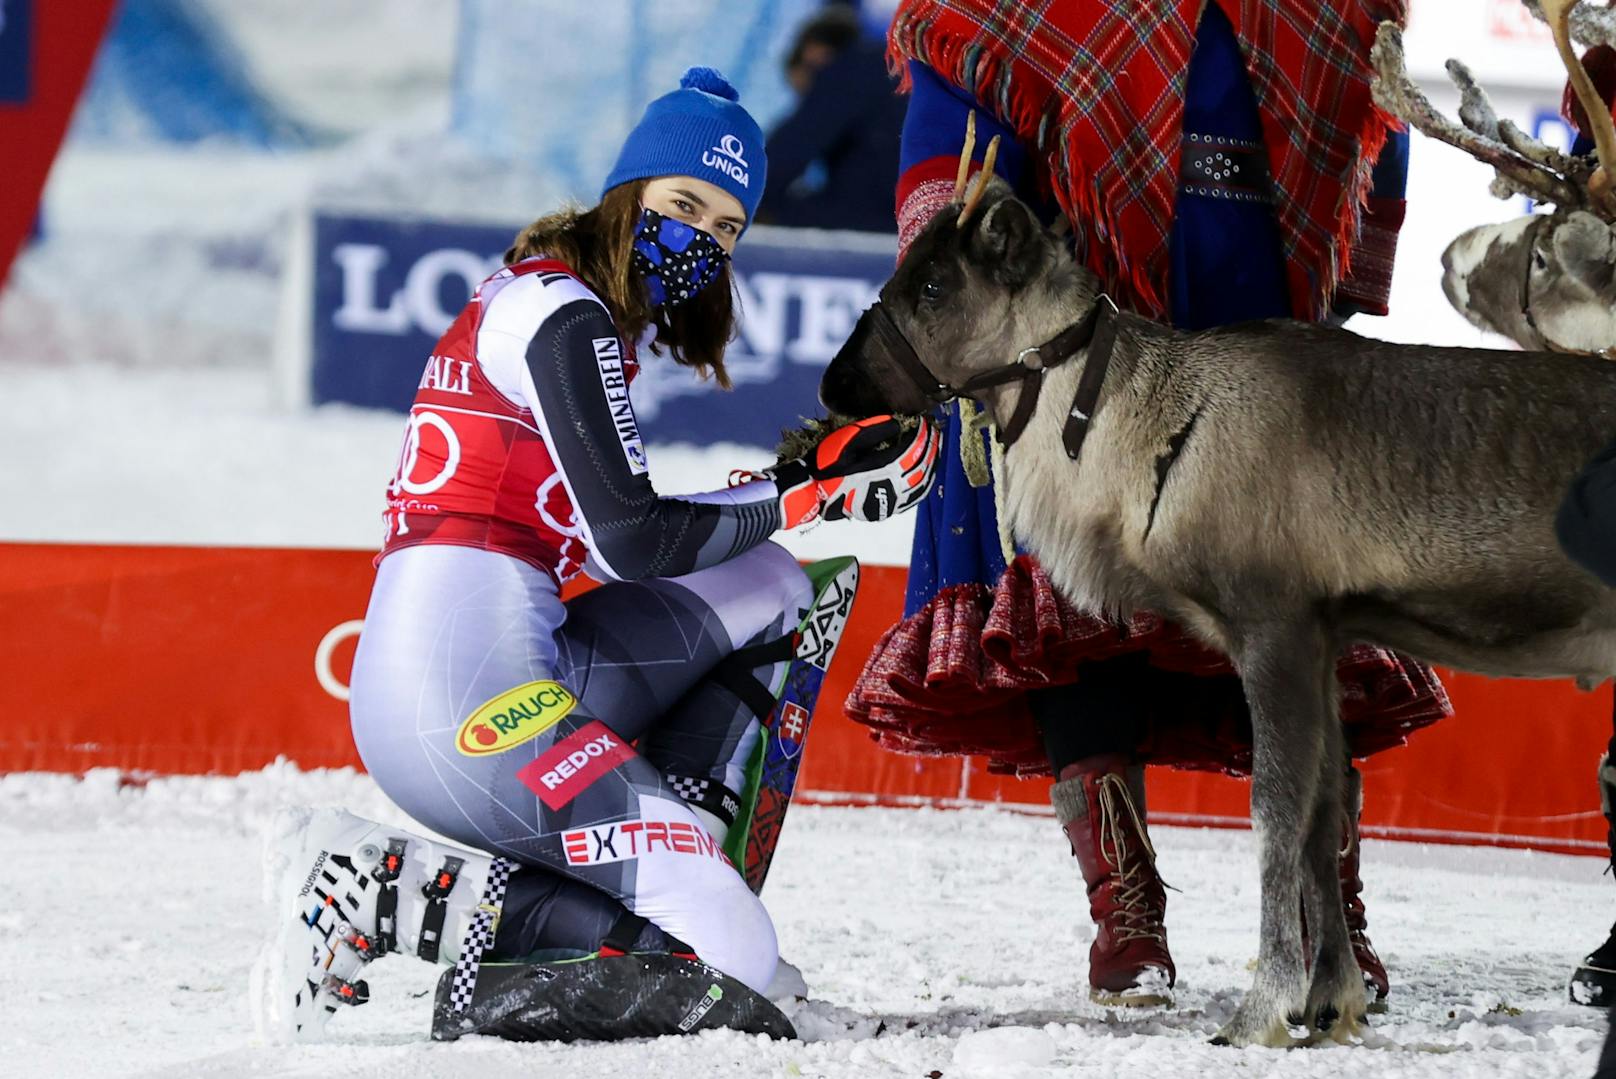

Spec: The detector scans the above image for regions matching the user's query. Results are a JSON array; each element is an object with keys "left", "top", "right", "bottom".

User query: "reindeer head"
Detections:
[
  {"left": 1442, "top": 210, "right": 1616, "bottom": 352},
  {"left": 1374, "top": 1, "right": 1616, "bottom": 355},
  {"left": 821, "top": 120, "right": 1082, "bottom": 418}
]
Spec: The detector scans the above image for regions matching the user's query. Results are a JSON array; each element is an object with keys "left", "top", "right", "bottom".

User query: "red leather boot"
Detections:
[{"left": 1051, "top": 754, "right": 1175, "bottom": 1006}]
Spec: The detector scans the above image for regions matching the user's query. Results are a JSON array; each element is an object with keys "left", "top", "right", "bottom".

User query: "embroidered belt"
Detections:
[{"left": 1178, "top": 134, "right": 1273, "bottom": 205}]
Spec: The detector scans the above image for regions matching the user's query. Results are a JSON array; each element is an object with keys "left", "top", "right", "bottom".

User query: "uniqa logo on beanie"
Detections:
[
  {"left": 602, "top": 66, "right": 768, "bottom": 225},
  {"left": 704, "top": 133, "right": 750, "bottom": 188}
]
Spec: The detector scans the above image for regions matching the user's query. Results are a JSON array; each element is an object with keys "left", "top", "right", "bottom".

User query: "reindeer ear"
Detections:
[
  {"left": 970, "top": 195, "right": 1045, "bottom": 288},
  {"left": 1552, "top": 211, "right": 1616, "bottom": 294}
]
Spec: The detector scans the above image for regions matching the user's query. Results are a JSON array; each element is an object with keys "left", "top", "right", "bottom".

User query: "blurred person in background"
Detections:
[
  {"left": 258, "top": 66, "right": 937, "bottom": 1044},
  {"left": 844, "top": 0, "right": 1449, "bottom": 1012},
  {"left": 757, "top": 3, "right": 906, "bottom": 232}
]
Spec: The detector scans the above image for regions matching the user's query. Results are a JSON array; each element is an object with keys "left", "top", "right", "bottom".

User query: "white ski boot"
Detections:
[{"left": 254, "top": 807, "right": 507, "bottom": 1043}]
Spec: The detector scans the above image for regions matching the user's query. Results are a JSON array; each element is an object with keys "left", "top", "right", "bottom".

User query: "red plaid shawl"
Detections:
[{"left": 888, "top": 0, "right": 1404, "bottom": 320}]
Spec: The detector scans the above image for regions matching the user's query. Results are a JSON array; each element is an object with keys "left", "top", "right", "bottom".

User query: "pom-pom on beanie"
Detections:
[{"left": 602, "top": 67, "right": 767, "bottom": 225}]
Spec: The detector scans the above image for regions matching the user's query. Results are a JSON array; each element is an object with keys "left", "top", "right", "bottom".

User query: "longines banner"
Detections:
[{"left": 308, "top": 214, "right": 897, "bottom": 448}]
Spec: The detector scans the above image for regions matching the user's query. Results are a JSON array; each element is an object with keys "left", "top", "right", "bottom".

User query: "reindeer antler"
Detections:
[
  {"left": 951, "top": 111, "right": 1003, "bottom": 228},
  {"left": 1444, "top": 54, "right": 1585, "bottom": 196},
  {"left": 953, "top": 111, "right": 977, "bottom": 201},
  {"left": 1540, "top": 0, "right": 1616, "bottom": 213},
  {"left": 1371, "top": 21, "right": 1583, "bottom": 208},
  {"left": 1525, "top": 0, "right": 1616, "bottom": 48},
  {"left": 958, "top": 135, "right": 1002, "bottom": 227}
]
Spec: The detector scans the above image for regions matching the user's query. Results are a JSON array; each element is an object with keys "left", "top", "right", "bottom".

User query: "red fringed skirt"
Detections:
[{"left": 847, "top": 555, "right": 1452, "bottom": 777}]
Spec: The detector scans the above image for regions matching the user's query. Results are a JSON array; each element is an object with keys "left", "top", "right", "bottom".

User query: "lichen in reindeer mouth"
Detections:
[{"left": 773, "top": 413, "right": 926, "bottom": 468}]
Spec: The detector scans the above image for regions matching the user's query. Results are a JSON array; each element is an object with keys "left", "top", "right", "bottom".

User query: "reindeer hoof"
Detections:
[
  {"left": 1213, "top": 1007, "right": 1298, "bottom": 1048},
  {"left": 1300, "top": 1010, "right": 1367, "bottom": 1047},
  {"left": 1210, "top": 1026, "right": 1297, "bottom": 1049},
  {"left": 1327, "top": 1014, "right": 1366, "bottom": 1044},
  {"left": 1303, "top": 970, "right": 1370, "bottom": 1042},
  {"left": 1301, "top": 992, "right": 1368, "bottom": 1045}
]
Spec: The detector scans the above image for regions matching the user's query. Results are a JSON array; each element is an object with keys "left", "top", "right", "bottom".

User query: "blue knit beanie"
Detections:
[{"left": 602, "top": 67, "right": 768, "bottom": 225}]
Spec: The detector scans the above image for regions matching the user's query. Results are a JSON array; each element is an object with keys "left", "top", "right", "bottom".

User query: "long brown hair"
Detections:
[{"left": 504, "top": 179, "right": 736, "bottom": 388}]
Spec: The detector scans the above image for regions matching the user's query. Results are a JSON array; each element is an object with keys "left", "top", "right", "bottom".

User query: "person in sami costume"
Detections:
[{"left": 847, "top": 0, "right": 1451, "bottom": 1009}]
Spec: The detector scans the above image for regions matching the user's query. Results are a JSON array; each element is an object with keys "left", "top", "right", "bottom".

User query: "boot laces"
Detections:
[
  {"left": 1338, "top": 801, "right": 1369, "bottom": 932},
  {"left": 1096, "top": 773, "right": 1165, "bottom": 943}
]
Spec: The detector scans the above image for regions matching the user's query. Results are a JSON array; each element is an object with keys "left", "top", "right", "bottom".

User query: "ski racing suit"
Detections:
[{"left": 349, "top": 257, "right": 811, "bottom": 994}]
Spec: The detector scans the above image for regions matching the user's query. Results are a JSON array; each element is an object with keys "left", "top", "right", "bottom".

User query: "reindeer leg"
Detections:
[
  {"left": 1299, "top": 664, "right": 1366, "bottom": 1043},
  {"left": 1214, "top": 618, "right": 1329, "bottom": 1048}
]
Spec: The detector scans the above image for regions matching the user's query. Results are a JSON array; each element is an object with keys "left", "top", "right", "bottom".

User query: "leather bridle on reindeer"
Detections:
[
  {"left": 849, "top": 112, "right": 1125, "bottom": 456},
  {"left": 850, "top": 294, "right": 1120, "bottom": 454}
]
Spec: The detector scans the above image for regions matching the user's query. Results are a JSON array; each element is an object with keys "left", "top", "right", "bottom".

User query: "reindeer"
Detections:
[
  {"left": 819, "top": 148, "right": 1616, "bottom": 1047},
  {"left": 1374, "top": 0, "right": 1616, "bottom": 354}
]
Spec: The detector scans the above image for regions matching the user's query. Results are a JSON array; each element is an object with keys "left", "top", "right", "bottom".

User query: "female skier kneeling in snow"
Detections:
[{"left": 260, "top": 68, "right": 939, "bottom": 1043}]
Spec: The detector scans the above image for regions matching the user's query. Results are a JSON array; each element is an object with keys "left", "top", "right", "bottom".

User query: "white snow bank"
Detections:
[{"left": 953, "top": 1025, "right": 1058, "bottom": 1075}]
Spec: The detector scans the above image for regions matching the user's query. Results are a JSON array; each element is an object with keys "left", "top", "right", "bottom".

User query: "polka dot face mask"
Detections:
[{"left": 630, "top": 207, "right": 731, "bottom": 308}]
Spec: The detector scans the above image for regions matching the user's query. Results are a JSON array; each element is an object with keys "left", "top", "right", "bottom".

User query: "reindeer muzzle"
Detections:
[{"left": 842, "top": 302, "right": 955, "bottom": 408}]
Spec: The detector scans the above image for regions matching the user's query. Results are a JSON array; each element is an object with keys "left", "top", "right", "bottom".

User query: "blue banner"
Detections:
[
  {"left": 0, "top": 0, "right": 31, "bottom": 104},
  {"left": 309, "top": 213, "right": 896, "bottom": 448}
]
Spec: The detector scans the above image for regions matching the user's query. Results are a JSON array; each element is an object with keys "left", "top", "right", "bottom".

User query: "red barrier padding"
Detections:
[{"left": 0, "top": 542, "right": 1607, "bottom": 855}]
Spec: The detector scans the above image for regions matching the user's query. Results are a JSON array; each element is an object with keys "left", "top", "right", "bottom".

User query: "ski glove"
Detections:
[{"left": 769, "top": 416, "right": 940, "bottom": 528}]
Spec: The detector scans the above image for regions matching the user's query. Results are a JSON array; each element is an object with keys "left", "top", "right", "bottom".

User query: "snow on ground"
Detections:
[{"left": 3, "top": 767, "right": 1607, "bottom": 1078}]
